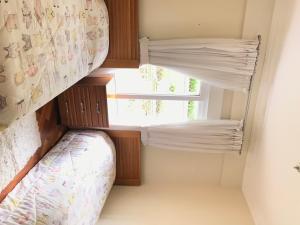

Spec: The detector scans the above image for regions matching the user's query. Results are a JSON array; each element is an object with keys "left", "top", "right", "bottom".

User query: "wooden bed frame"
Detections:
[
  {"left": 0, "top": 100, "right": 67, "bottom": 203},
  {"left": 0, "top": 0, "right": 140, "bottom": 204},
  {"left": 0, "top": 99, "right": 141, "bottom": 203}
]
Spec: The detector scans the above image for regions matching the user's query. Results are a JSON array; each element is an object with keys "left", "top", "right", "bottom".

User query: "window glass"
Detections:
[
  {"left": 108, "top": 99, "right": 201, "bottom": 126},
  {"left": 107, "top": 65, "right": 201, "bottom": 96},
  {"left": 107, "top": 65, "right": 203, "bottom": 126}
]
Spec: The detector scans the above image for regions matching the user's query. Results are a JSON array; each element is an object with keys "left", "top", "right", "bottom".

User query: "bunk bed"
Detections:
[{"left": 0, "top": 0, "right": 140, "bottom": 223}]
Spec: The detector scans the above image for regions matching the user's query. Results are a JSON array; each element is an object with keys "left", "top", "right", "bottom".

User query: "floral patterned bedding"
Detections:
[
  {"left": 0, "top": 113, "right": 41, "bottom": 192},
  {"left": 0, "top": 130, "right": 116, "bottom": 225},
  {"left": 0, "top": 0, "right": 109, "bottom": 127}
]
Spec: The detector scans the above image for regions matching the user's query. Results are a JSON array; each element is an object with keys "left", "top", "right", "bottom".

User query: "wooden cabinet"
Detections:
[
  {"left": 104, "top": 130, "right": 141, "bottom": 186},
  {"left": 58, "top": 77, "right": 110, "bottom": 129},
  {"left": 102, "top": 0, "right": 139, "bottom": 68}
]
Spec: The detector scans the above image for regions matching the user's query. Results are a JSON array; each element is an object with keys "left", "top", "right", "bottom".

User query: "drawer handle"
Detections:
[
  {"left": 294, "top": 164, "right": 300, "bottom": 173},
  {"left": 96, "top": 102, "right": 100, "bottom": 114},
  {"left": 80, "top": 102, "right": 85, "bottom": 113},
  {"left": 65, "top": 101, "right": 69, "bottom": 114}
]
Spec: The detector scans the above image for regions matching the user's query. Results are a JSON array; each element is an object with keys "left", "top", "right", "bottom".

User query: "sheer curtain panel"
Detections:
[
  {"left": 140, "top": 37, "right": 259, "bottom": 91},
  {"left": 141, "top": 120, "right": 243, "bottom": 153}
]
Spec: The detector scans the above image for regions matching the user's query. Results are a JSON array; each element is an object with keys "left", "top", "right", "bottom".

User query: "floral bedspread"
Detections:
[
  {"left": 0, "top": 0, "right": 109, "bottom": 127},
  {"left": 0, "top": 130, "right": 116, "bottom": 225},
  {"left": 0, "top": 113, "right": 41, "bottom": 192}
]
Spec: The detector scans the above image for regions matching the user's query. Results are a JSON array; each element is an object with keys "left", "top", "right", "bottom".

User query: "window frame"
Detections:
[
  {"left": 107, "top": 93, "right": 206, "bottom": 101},
  {"left": 106, "top": 68, "right": 224, "bottom": 124}
]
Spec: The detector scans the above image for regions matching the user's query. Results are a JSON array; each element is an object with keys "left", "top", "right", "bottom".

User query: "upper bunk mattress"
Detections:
[
  {"left": 0, "top": 0, "right": 109, "bottom": 127},
  {"left": 0, "top": 130, "right": 116, "bottom": 225}
]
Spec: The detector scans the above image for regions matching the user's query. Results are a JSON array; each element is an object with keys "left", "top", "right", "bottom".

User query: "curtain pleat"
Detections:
[
  {"left": 139, "top": 38, "right": 259, "bottom": 153},
  {"left": 141, "top": 120, "right": 244, "bottom": 153},
  {"left": 140, "top": 37, "right": 259, "bottom": 91}
]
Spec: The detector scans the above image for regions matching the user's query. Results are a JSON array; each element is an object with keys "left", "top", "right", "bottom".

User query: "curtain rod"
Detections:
[{"left": 240, "top": 35, "right": 262, "bottom": 155}]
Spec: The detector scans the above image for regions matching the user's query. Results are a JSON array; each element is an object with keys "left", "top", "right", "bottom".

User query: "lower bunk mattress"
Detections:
[{"left": 0, "top": 130, "right": 116, "bottom": 225}]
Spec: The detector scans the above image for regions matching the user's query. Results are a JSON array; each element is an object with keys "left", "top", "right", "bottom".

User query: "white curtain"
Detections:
[
  {"left": 140, "top": 37, "right": 259, "bottom": 91},
  {"left": 141, "top": 120, "right": 243, "bottom": 153}
]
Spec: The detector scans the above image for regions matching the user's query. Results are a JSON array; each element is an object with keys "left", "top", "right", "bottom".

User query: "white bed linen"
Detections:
[
  {"left": 0, "top": 113, "right": 41, "bottom": 191},
  {"left": 0, "top": 130, "right": 116, "bottom": 225},
  {"left": 0, "top": 0, "right": 109, "bottom": 127}
]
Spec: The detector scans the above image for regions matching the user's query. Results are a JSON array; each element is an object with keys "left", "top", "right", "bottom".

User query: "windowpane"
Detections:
[
  {"left": 107, "top": 65, "right": 204, "bottom": 126},
  {"left": 107, "top": 65, "right": 201, "bottom": 96},
  {"left": 108, "top": 99, "right": 200, "bottom": 126}
]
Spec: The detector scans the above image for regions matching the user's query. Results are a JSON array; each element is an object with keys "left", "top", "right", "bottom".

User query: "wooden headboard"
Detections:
[
  {"left": 0, "top": 99, "right": 67, "bottom": 203},
  {"left": 102, "top": 0, "right": 139, "bottom": 68},
  {"left": 104, "top": 130, "right": 141, "bottom": 186},
  {"left": 0, "top": 100, "right": 142, "bottom": 203}
]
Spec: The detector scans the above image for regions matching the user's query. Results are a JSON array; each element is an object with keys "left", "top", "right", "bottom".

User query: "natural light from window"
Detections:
[{"left": 107, "top": 65, "right": 207, "bottom": 126}]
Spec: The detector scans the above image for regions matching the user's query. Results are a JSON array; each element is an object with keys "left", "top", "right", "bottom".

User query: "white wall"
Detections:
[
  {"left": 99, "top": 185, "right": 254, "bottom": 225},
  {"left": 243, "top": 0, "right": 300, "bottom": 224},
  {"left": 139, "top": 0, "right": 249, "bottom": 187},
  {"left": 222, "top": 0, "right": 276, "bottom": 188},
  {"left": 142, "top": 146, "right": 224, "bottom": 185},
  {"left": 139, "top": 0, "right": 275, "bottom": 187},
  {"left": 139, "top": 0, "right": 246, "bottom": 39}
]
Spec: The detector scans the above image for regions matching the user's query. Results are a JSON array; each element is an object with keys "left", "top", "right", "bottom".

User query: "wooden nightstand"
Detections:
[
  {"left": 57, "top": 76, "right": 141, "bottom": 186},
  {"left": 58, "top": 76, "right": 111, "bottom": 129},
  {"left": 104, "top": 130, "right": 141, "bottom": 186}
]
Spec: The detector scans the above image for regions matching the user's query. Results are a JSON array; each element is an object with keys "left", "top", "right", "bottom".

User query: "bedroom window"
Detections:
[{"left": 107, "top": 65, "right": 218, "bottom": 126}]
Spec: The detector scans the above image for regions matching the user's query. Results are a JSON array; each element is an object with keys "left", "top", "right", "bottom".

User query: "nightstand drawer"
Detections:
[{"left": 58, "top": 82, "right": 109, "bottom": 129}]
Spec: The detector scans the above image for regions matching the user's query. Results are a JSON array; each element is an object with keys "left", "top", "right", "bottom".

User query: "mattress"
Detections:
[
  {"left": 0, "top": 130, "right": 116, "bottom": 225},
  {"left": 0, "top": 0, "right": 109, "bottom": 127}
]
